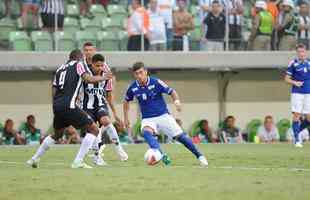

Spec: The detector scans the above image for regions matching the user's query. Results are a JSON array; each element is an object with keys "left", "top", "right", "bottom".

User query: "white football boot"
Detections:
[
  {"left": 198, "top": 156, "right": 209, "bottom": 167},
  {"left": 114, "top": 145, "right": 128, "bottom": 161},
  {"left": 71, "top": 160, "right": 93, "bottom": 169},
  {"left": 26, "top": 158, "right": 40, "bottom": 168}
]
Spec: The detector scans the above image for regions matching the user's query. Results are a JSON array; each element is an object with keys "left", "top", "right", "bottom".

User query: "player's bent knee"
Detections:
[
  {"left": 99, "top": 116, "right": 111, "bottom": 127},
  {"left": 142, "top": 126, "right": 155, "bottom": 134}
]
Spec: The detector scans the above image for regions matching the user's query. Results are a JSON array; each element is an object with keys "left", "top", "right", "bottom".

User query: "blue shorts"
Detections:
[{"left": 22, "top": 0, "right": 40, "bottom": 5}]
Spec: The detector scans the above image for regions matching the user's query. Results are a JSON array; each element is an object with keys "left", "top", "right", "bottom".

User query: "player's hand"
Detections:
[
  {"left": 294, "top": 81, "right": 304, "bottom": 87},
  {"left": 103, "top": 72, "right": 113, "bottom": 80},
  {"left": 174, "top": 100, "right": 182, "bottom": 112}
]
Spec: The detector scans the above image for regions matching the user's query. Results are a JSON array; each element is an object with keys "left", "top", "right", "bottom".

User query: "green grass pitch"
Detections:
[{"left": 0, "top": 144, "right": 310, "bottom": 200}]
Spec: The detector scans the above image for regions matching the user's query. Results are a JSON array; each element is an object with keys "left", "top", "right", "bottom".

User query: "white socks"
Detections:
[
  {"left": 92, "top": 128, "right": 103, "bottom": 151},
  {"left": 74, "top": 133, "right": 96, "bottom": 163},
  {"left": 32, "top": 135, "right": 55, "bottom": 161},
  {"left": 105, "top": 123, "right": 120, "bottom": 145}
]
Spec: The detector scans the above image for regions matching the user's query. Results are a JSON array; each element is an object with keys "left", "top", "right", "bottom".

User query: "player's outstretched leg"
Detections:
[
  {"left": 91, "top": 128, "right": 107, "bottom": 166},
  {"left": 104, "top": 123, "right": 128, "bottom": 161},
  {"left": 71, "top": 123, "right": 98, "bottom": 169},
  {"left": 174, "top": 133, "right": 209, "bottom": 167},
  {"left": 143, "top": 128, "right": 171, "bottom": 165},
  {"left": 27, "top": 129, "right": 63, "bottom": 168},
  {"left": 292, "top": 113, "right": 303, "bottom": 147}
]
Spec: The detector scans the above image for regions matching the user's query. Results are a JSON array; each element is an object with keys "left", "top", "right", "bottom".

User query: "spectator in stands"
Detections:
[
  {"left": 201, "top": 0, "right": 225, "bottom": 51},
  {"left": 80, "top": 0, "right": 94, "bottom": 18},
  {"left": 61, "top": 126, "right": 81, "bottom": 144},
  {"left": 257, "top": 115, "right": 280, "bottom": 143},
  {"left": 220, "top": 116, "right": 243, "bottom": 144},
  {"left": 192, "top": 119, "right": 217, "bottom": 143},
  {"left": 297, "top": 1, "right": 309, "bottom": 49},
  {"left": 172, "top": 0, "right": 194, "bottom": 51},
  {"left": 21, "top": 0, "right": 39, "bottom": 30},
  {"left": 227, "top": 0, "right": 244, "bottom": 50},
  {"left": 148, "top": 0, "right": 167, "bottom": 50},
  {"left": 127, "top": 0, "right": 150, "bottom": 51},
  {"left": 41, "top": 0, "right": 65, "bottom": 32},
  {"left": 248, "top": 1, "right": 273, "bottom": 50},
  {"left": 4, "top": 0, "right": 12, "bottom": 18},
  {"left": 158, "top": 0, "right": 175, "bottom": 50},
  {"left": 0, "top": 119, "right": 24, "bottom": 145},
  {"left": 277, "top": 0, "right": 298, "bottom": 50},
  {"left": 19, "top": 115, "right": 41, "bottom": 145}
]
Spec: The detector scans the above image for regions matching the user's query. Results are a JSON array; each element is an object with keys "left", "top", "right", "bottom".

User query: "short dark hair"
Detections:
[
  {"left": 83, "top": 42, "right": 95, "bottom": 48},
  {"left": 212, "top": 0, "right": 220, "bottom": 4},
  {"left": 132, "top": 62, "right": 145, "bottom": 71},
  {"left": 69, "top": 49, "right": 83, "bottom": 61},
  {"left": 92, "top": 54, "right": 105, "bottom": 63},
  {"left": 225, "top": 116, "right": 235, "bottom": 122},
  {"left": 27, "top": 114, "right": 35, "bottom": 121},
  {"left": 296, "top": 43, "right": 306, "bottom": 50}
]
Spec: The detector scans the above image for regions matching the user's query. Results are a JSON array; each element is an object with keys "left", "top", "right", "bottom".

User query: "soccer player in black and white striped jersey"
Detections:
[{"left": 82, "top": 45, "right": 128, "bottom": 165}]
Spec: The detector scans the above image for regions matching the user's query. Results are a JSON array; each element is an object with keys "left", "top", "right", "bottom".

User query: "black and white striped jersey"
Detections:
[{"left": 52, "top": 60, "right": 89, "bottom": 111}]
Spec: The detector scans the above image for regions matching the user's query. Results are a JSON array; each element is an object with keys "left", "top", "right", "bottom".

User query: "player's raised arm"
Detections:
[
  {"left": 77, "top": 54, "right": 113, "bottom": 84},
  {"left": 157, "top": 79, "right": 182, "bottom": 112}
]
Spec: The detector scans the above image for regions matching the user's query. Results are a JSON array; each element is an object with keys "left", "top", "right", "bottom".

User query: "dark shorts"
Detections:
[
  {"left": 41, "top": 13, "right": 64, "bottom": 28},
  {"left": 85, "top": 105, "right": 110, "bottom": 123},
  {"left": 53, "top": 107, "right": 94, "bottom": 130}
]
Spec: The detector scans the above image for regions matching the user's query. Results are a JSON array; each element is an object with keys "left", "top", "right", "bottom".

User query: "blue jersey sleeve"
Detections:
[
  {"left": 124, "top": 85, "right": 134, "bottom": 101},
  {"left": 157, "top": 79, "right": 174, "bottom": 95},
  {"left": 286, "top": 60, "right": 295, "bottom": 76}
]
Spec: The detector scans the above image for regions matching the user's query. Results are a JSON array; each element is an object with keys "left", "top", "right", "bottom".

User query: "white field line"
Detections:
[{"left": 1, "top": 160, "right": 310, "bottom": 172}]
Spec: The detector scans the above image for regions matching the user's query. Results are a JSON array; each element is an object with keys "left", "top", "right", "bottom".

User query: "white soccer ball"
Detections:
[{"left": 144, "top": 148, "right": 163, "bottom": 166}]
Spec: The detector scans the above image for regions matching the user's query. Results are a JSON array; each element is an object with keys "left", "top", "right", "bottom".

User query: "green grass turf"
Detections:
[{"left": 0, "top": 144, "right": 310, "bottom": 200}]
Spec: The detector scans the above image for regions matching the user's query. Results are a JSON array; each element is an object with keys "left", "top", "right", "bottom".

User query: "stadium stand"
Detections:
[{"left": 0, "top": 0, "right": 307, "bottom": 52}]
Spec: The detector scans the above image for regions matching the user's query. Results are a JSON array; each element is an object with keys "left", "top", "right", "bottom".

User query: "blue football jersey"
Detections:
[
  {"left": 286, "top": 58, "right": 310, "bottom": 94},
  {"left": 125, "top": 76, "right": 174, "bottom": 119}
]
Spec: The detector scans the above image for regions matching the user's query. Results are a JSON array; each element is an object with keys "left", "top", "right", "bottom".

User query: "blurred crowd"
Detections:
[
  {"left": 0, "top": 0, "right": 308, "bottom": 51},
  {"left": 2, "top": 114, "right": 308, "bottom": 145}
]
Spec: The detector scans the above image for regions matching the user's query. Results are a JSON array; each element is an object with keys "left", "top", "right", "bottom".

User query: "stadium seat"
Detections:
[
  {"left": 31, "top": 31, "right": 53, "bottom": 51},
  {"left": 277, "top": 118, "right": 291, "bottom": 142},
  {"left": 63, "top": 17, "right": 80, "bottom": 36},
  {"left": 118, "top": 30, "right": 128, "bottom": 51},
  {"left": 107, "top": 4, "right": 127, "bottom": 24},
  {"left": 102, "top": 17, "right": 121, "bottom": 32},
  {"left": 67, "top": 4, "right": 79, "bottom": 18},
  {"left": 54, "top": 31, "right": 76, "bottom": 51},
  {"left": 97, "top": 31, "right": 119, "bottom": 51},
  {"left": 246, "top": 119, "right": 262, "bottom": 142},
  {"left": 194, "top": 17, "right": 201, "bottom": 28},
  {"left": 0, "top": 17, "right": 17, "bottom": 41},
  {"left": 9, "top": 31, "right": 32, "bottom": 51},
  {"left": 189, "top": 28, "right": 202, "bottom": 51},
  {"left": 189, "top": 120, "right": 202, "bottom": 137},
  {"left": 80, "top": 17, "right": 102, "bottom": 33},
  {"left": 76, "top": 31, "right": 96, "bottom": 49},
  {"left": 90, "top": 4, "right": 107, "bottom": 18}
]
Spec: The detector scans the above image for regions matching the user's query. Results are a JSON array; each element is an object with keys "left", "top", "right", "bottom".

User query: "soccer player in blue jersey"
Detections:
[
  {"left": 123, "top": 62, "right": 208, "bottom": 166},
  {"left": 285, "top": 43, "right": 310, "bottom": 148}
]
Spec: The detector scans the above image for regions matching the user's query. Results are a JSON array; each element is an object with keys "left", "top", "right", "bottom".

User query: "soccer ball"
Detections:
[{"left": 144, "top": 148, "right": 162, "bottom": 166}]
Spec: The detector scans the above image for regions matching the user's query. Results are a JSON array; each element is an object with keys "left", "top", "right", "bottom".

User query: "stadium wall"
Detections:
[{"left": 0, "top": 70, "right": 291, "bottom": 133}]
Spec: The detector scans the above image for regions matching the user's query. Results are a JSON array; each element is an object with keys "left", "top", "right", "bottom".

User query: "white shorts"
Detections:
[
  {"left": 291, "top": 93, "right": 310, "bottom": 114},
  {"left": 141, "top": 113, "right": 183, "bottom": 139}
]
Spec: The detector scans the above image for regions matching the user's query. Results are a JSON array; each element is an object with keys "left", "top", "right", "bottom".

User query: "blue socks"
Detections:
[
  {"left": 292, "top": 121, "right": 301, "bottom": 143},
  {"left": 143, "top": 130, "right": 160, "bottom": 150},
  {"left": 176, "top": 133, "right": 202, "bottom": 158}
]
